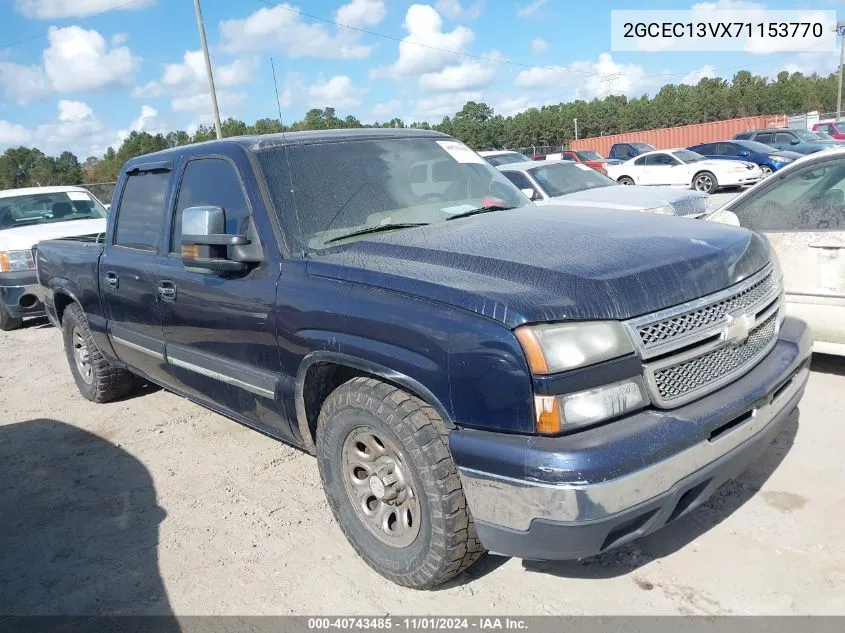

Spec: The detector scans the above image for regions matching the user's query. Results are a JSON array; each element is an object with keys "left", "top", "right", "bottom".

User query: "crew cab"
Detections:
[
  {"left": 0, "top": 186, "right": 108, "bottom": 330},
  {"left": 37, "top": 130, "right": 811, "bottom": 589}
]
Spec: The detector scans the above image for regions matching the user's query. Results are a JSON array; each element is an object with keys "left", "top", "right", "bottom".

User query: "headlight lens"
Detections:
[
  {"left": 769, "top": 155, "right": 792, "bottom": 163},
  {"left": 0, "top": 250, "right": 36, "bottom": 272},
  {"left": 515, "top": 321, "right": 635, "bottom": 374},
  {"left": 534, "top": 378, "right": 649, "bottom": 433}
]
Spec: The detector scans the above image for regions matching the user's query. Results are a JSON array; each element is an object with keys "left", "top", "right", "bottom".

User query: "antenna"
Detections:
[{"left": 270, "top": 57, "right": 284, "bottom": 130}]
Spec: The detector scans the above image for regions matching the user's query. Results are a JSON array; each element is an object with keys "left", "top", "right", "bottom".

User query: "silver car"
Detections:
[{"left": 497, "top": 160, "right": 708, "bottom": 217}]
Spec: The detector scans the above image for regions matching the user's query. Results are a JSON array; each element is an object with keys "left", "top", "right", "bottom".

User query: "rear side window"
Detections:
[
  {"left": 502, "top": 171, "right": 534, "bottom": 191},
  {"left": 734, "top": 133, "right": 751, "bottom": 140},
  {"left": 171, "top": 158, "right": 251, "bottom": 252},
  {"left": 756, "top": 133, "right": 773, "bottom": 144},
  {"left": 718, "top": 143, "right": 739, "bottom": 156},
  {"left": 692, "top": 144, "right": 712, "bottom": 154},
  {"left": 114, "top": 170, "right": 169, "bottom": 250}
]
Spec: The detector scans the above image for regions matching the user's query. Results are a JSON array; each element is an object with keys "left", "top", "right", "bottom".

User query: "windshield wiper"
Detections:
[
  {"left": 323, "top": 222, "right": 430, "bottom": 245},
  {"left": 445, "top": 205, "right": 516, "bottom": 221}
]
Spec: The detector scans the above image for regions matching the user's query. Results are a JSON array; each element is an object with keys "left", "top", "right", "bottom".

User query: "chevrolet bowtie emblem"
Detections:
[{"left": 722, "top": 313, "right": 755, "bottom": 346}]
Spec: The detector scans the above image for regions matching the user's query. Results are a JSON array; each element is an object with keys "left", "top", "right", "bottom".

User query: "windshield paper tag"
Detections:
[
  {"left": 574, "top": 163, "right": 592, "bottom": 171},
  {"left": 436, "top": 140, "right": 485, "bottom": 164},
  {"left": 66, "top": 191, "right": 91, "bottom": 201},
  {"left": 440, "top": 204, "right": 477, "bottom": 215}
]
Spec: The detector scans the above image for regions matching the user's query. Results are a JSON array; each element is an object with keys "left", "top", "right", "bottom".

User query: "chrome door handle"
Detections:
[
  {"left": 104, "top": 271, "right": 119, "bottom": 288},
  {"left": 157, "top": 282, "right": 176, "bottom": 302}
]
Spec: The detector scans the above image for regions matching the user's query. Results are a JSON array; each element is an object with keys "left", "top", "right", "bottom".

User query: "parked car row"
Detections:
[{"left": 15, "top": 128, "right": 818, "bottom": 591}]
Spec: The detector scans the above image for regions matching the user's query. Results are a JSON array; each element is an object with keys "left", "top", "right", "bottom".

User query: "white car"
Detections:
[
  {"left": 0, "top": 186, "right": 108, "bottom": 330},
  {"left": 478, "top": 150, "right": 531, "bottom": 167},
  {"left": 605, "top": 148, "right": 763, "bottom": 194},
  {"left": 498, "top": 160, "right": 708, "bottom": 216},
  {"left": 706, "top": 147, "right": 845, "bottom": 355}
]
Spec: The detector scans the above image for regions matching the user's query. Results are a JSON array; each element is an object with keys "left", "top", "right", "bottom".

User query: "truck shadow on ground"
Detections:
[
  {"left": 810, "top": 352, "right": 845, "bottom": 376},
  {"left": 520, "top": 410, "right": 800, "bottom": 581},
  {"left": 0, "top": 418, "right": 178, "bottom": 627},
  {"left": 20, "top": 316, "right": 51, "bottom": 330}
]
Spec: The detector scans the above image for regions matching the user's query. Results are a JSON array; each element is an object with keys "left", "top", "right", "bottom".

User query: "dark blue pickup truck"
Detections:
[{"left": 37, "top": 129, "right": 812, "bottom": 589}]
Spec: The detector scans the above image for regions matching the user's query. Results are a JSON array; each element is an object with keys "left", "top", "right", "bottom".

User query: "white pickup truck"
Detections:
[{"left": 0, "top": 186, "right": 108, "bottom": 330}]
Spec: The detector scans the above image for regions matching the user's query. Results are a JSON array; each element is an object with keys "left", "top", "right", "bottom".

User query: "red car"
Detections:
[
  {"left": 812, "top": 120, "right": 845, "bottom": 140},
  {"left": 559, "top": 149, "right": 609, "bottom": 174}
]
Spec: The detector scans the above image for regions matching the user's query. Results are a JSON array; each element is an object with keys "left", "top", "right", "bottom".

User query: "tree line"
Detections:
[{"left": 0, "top": 68, "right": 840, "bottom": 190}]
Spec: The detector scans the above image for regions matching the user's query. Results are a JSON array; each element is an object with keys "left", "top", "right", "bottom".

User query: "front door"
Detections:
[
  {"left": 157, "top": 156, "right": 292, "bottom": 438},
  {"left": 101, "top": 167, "right": 172, "bottom": 384},
  {"left": 729, "top": 154, "right": 845, "bottom": 352}
]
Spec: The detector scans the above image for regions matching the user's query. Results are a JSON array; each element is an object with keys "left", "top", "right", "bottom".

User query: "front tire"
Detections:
[
  {"left": 692, "top": 171, "right": 718, "bottom": 193},
  {"left": 760, "top": 165, "right": 774, "bottom": 177},
  {"left": 62, "top": 303, "right": 138, "bottom": 402},
  {"left": 316, "top": 377, "right": 485, "bottom": 589},
  {"left": 617, "top": 176, "right": 635, "bottom": 185},
  {"left": 0, "top": 303, "right": 23, "bottom": 331}
]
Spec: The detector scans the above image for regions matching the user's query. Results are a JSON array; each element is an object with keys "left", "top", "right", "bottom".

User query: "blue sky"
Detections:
[{"left": 0, "top": 0, "right": 840, "bottom": 158}]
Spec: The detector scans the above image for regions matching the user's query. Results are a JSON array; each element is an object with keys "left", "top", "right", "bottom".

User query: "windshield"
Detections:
[
  {"left": 672, "top": 149, "right": 707, "bottom": 163},
  {"left": 528, "top": 162, "right": 615, "bottom": 197},
  {"left": 255, "top": 137, "right": 530, "bottom": 252},
  {"left": 795, "top": 129, "right": 827, "bottom": 143},
  {"left": 734, "top": 140, "right": 781, "bottom": 154},
  {"left": 0, "top": 190, "right": 107, "bottom": 231},
  {"left": 632, "top": 143, "right": 656, "bottom": 152},
  {"left": 575, "top": 150, "right": 603, "bottom": 161},
  {"left": 813, "top": 130, "right": 835, "bottom": 140},
  {"left": 485, "top": 152, "right": 530, "bottom": 167}
]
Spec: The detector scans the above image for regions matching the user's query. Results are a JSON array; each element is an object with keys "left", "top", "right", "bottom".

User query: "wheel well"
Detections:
[
  {"left": 300, "top": 361, "right": 448, "bottom": 446},
  {"left": 53, "top": 292, "right": 75, "bottom": 324},
  {"left": 617, "top": 175, "right": 632, "bottom": 182}
]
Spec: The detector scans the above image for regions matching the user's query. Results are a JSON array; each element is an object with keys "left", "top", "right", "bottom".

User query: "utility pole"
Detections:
[
  {"left": 573, "top": 118, "right": 578, "bottom": 140},
  {"left": 837, "top": 21, "right": 845, "bottom": 119},
  {"left": 193, "top": 0, "right": 222, "bottom": 139}
]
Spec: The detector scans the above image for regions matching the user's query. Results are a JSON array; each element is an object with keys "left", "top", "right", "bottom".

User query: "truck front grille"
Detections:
[
  {"left": 652, "top": 313, "right": 778, "bottom": 403},
  {"left": 667, "top": 196, "right": 707, "bottom": 217},
  {"left": 625, "top": 264, "right": 782, "bottom": 408}
]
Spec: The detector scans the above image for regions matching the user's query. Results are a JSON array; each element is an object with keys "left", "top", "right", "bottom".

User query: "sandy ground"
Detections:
[{"left": 1, "top": 320, "right": 844, "bottom": 616}]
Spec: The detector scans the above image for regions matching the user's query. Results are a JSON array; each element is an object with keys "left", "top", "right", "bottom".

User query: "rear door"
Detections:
[
  {"left": 100, "top": 164, "right": 172, "bottom": 384},
  {"left": 157, "top": 154, "right": 292, "bottom": 438},
  {"left": 728, "top": 154, "right": 845, "bottom": 352}
]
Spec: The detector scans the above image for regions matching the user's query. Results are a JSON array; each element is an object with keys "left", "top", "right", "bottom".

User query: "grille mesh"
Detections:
[
  {"left": 638, "top": 271, "right": 776, "bottom": 348},
  {"left": 668, "top": 196, "right": 706, "bottom": 217},
  {"left": 653, "top": 313, "right": 778, "bottom": 402}
]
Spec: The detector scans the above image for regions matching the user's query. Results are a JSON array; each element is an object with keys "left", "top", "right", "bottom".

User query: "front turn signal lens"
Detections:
[{"left": 534, "top": 395, "right": 561, "bottom": 434}]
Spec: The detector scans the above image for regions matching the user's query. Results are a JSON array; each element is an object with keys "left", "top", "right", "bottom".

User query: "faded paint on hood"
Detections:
[
  {"left": 307, "top": 206, "right": 770, "bottom": 328},
  {"left": 0, "top": 219, "right": 107, "bottom": 251},
  {"left": 547, "top": 185, "right": 704, "bottom": 211}
]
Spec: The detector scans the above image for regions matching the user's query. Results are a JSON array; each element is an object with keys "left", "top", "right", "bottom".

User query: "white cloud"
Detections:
[
  {"left": 778, "top": 52, "right": 839, "bottom": 77},
  {"left": 279, "top": 74, "right": 365, "bottom": 110},
  {"left": 516, "top": 53, "right": 661, "bottom": 100},
  {"left": 0, "top": 120, "right": 33, "bottom": 146},
  {"left": 134, "top": 50, "right": 254, "bottom": 99},
  {"left": 336, "top": 0, "right": 386, "bottom": 27},
  {"left": 171, "top": 91, "right": 247, "bottom": 114},
  {"left": 15, "top": 0, "right": 155, "bottom": 19},
  {"left": 418, "top": 52, "right": 499, "bottom": 93},
  {"left": 0, "top": 62, "right": 50, "bottom": 105},
  {"left": 681, "top": 64, "right": 717, "bottom": 85},
  {"left": 495, "top": 95, "right": 533, "bottom": 116},
  {"left": 435, "top": 0, "right": 485, "bottom": 20},
  {"left": 220, "top": 3, "right": 374, "bottom": 59},
  {"left": 516, "top": 0, "right": 548, "bottom": 18},
  {"left": 43, "top": 25, "right": 140, "bottom": 93},
  {"left": 371, "top": 4, "right": 474, "bottom": 78},
  {"left": 411, "top": 91, "right": 481, "bottom": 121},
  {"left": 371, "top": 99, "right": 402, "bottom": 120},
  {"left": 530, "top": 38, "right": 549, "bottom": 54}
]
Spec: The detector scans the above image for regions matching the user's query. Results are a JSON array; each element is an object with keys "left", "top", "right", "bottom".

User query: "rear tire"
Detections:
[
  {"left": 0, "top": 303, "right": 23, "bottom": 331},
  {"left": 316, "top": 377, "right": 485, "bottom": 589},
  {"left": 62, "top": 303, "right": 138, "bottom": 402},
  {"left": 692, "top": 171, "right": 718, "bottom": 193},
  {"left": 617, "top": 176, "right": 635, "bottom": 185}
]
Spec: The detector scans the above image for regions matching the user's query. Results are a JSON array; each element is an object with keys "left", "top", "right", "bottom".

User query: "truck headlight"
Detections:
[
  {"left": 515, "top": 321, "right": 635, "bottom": 374},
  {"left": 0, "top": 250, "right": 36, "bottom": 272},
  {"left": 534, "top": 378, "right": 649, "bottom": 433}
]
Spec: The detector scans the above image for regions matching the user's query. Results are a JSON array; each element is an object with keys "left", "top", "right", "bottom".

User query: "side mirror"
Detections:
[
  {"left": 739, "top": 150, "right": 750, "bottom": 157},
  {"left": 790, "top": 139, "right": 800, "bottom": 145},
  {"left": 708, "top": 209, "right": 740, "bottom": 227},
  {"left": 104, "top": 203, "right": 111, "bottom": 212},
  {"left": 520, "top": 188, "right": 540, "bottom": 201},
  {"left": 181, "top": 206, "right": 254, "bottom": 272}
]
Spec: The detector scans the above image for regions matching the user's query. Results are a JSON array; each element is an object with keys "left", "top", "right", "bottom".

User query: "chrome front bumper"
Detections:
[{"left": 452, "top": 316, "right": 811, "bottom": 534}]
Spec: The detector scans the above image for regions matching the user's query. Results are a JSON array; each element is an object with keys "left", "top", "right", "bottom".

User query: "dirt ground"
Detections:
[{"left": 1, "top": 320, "right": 844, "bottom": 616}]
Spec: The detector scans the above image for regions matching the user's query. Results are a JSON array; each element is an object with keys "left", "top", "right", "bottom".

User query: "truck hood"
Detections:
[
  {"left": 548, "top": 185, "right": 704, "bottom": 212},
  {"left": 307, "top": 206, "right": 770, "bottom": 328},
  {"left": 0, "top": 218, "right": 106, "bottom": 250}
]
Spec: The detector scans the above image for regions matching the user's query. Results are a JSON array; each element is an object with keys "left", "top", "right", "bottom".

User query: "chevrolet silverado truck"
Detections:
[
  {"left": 0, "top": 186, "right": 108, "bottom": 330},
  {"left": 37, "top": 129, "right": 812, "bottom": 589}
]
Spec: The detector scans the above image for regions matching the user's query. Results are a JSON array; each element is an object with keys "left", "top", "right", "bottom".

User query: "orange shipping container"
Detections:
[{"left": 569, "top": 115, "right": 788, "bottom": 157}]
